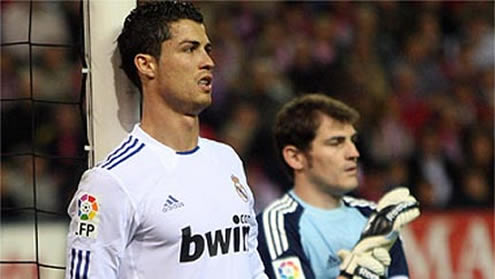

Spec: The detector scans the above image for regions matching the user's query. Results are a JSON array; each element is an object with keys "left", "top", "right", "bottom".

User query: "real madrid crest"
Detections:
[{"left": 231, "top": 175, "right": 249, "bottom": 202}]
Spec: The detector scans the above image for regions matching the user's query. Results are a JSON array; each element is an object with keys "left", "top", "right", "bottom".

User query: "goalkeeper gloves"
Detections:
[
  {"left": 338, "top": 246, "right": 391, "bottom": 279},
  {"left": 338, "top": 187, "right": 420, "bottom": 279},
  {"left": 358, "top": 187, "right": 421, "bottom": 251}
]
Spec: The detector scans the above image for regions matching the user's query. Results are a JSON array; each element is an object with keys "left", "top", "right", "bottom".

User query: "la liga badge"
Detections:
[
  {"left": 76, "top": 192, "right": 99, "bottom": 239},
  {"left": 272, "top": 256, "right": 306, "bottom": 279}
]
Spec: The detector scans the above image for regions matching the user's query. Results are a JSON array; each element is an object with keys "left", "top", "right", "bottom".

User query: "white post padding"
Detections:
[{"left": 84, "top": 0, "right": 139, "bottom": 166}]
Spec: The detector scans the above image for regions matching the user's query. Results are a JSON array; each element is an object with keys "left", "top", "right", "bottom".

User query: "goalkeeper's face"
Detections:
[{"left": 304, "top": 115, "right": 360, "bottom": 195}]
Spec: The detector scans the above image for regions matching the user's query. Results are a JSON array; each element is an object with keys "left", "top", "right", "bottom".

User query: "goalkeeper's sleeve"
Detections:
[{"left": 256, "top": 205, "right": 316, "bottom": 279}]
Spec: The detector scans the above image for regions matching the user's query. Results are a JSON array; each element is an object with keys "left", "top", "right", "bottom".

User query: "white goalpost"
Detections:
[{"left": 83, "top": 0, "right": 140, "bottom": 167}]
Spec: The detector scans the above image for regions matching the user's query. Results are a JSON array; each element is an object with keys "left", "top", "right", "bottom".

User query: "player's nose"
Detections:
[
  {"left": 199, "top": 50, "right": 215, "bottom": 71},
  {"left": 347, "top": 142, "right": 360, "bottom": 161}
]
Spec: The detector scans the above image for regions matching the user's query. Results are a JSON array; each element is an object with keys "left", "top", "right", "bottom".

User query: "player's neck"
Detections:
[
  {"left": 293, "top": 179, "right": 341, "bottom": 210},
  {"left": 140, "top": 101, "right": 200, "bottom": 152}
]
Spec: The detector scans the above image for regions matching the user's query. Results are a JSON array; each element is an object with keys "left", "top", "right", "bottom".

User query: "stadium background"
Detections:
[{"left": 1, "top": 1, "right": 493, "bottom": 278}]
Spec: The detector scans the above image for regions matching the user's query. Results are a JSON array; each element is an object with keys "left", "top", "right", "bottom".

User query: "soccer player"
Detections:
[
  {"left": 257, "top": 93, "right": 414, "bottom": 279},
  {"left": 65, "top": 2, "right": 267, "bottom": 278}
]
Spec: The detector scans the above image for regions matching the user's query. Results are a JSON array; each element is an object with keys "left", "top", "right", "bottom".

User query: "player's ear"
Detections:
[
  {"left": 282, "top": 145, "right": 305, "bottom": 171},
  {"left": 134, "top": 53, "right": 157, "bottom": 80}
]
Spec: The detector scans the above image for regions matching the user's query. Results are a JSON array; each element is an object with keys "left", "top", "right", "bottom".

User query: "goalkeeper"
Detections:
[{"left": 256, "top": 94, "right": 420, "bottom": 279}]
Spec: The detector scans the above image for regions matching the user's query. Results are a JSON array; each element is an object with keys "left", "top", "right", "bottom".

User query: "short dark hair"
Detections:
[
  {"left": 274, "top": 93, "right": 360, "bottom": 179},
  {"left": 117, "top": 1, "right": 203, "bottom": 91}
]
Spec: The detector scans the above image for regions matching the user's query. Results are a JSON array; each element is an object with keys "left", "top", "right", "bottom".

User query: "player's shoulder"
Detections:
[
  {"left": 257, "top": 193, "right": 304, "bottom": 260},
  {"left": 199, "top": 137, "right": 242, "bottom": 159},
  {"left": 257, "top": 193, "right": 302, "bottom": 225},
  {"left": 342, "top": 195, "right": 376, "bottom": 216},
  {"left": 96, "top": 133, "right": 148, "bottom": 170},
  {"left": 91, "top": 132, "right": 160, "bottom": 191},
  {"left": 342, "top": 195, "right": 376, "bottom": 209},
  {"left": 75, "top": 135, "right": 145, "bottom": 191},
  {"left": 200, "top": 137, "right": 236, "bottom": 152},
  {"left": 78, "top": 167, "right": 119, "bottom": 189}
]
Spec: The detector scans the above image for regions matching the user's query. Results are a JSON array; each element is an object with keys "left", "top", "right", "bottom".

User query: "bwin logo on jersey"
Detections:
[
  {"left": 162, "top": 195, "right": 184, "bottom": 213},
  {"left": 179, "top": 214, "right": 251, "bottom": 262}
]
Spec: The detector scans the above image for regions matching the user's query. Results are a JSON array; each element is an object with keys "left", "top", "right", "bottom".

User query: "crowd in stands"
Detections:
[{"left": 2, "top": 1, "right": 493, "bottom": 219}]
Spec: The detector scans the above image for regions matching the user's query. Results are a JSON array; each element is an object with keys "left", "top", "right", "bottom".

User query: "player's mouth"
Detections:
[
  {"left": 345, "top": 166, "right": 358, "bottom": 174},
  {"left": 198, "top": 75, "right": 213, "bottom": 93}
]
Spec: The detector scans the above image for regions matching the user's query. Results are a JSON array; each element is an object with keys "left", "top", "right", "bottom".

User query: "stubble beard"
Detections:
[{"left": 188, "top": 94, "right": 212, "bottom": 116}]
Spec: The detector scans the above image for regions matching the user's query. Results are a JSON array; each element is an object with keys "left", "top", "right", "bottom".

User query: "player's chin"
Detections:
[
  {"left": 332, "top": 180, "right": 359, "bottom": 196},
  {"left": 343, "top": 178, "right": 359, "bottom": 192},
  {"left": 201, "top": 91, "right": 212, "bottom": 104},
  {"left": 191, "top": 95, "right": 212, "bottom": 114}
]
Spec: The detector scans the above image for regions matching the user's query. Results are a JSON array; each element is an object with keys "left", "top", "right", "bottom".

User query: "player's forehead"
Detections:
[
  {"left": 167, "top": 19, "right": 210, "bottom": 45},
  {"left": 315, "top": 114, "right": 356, "bottom": 139}
]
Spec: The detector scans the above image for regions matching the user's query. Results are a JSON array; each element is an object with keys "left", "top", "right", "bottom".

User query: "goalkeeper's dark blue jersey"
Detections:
[{"left": 257, "top": 191, "right": 409, "bottom": 279}]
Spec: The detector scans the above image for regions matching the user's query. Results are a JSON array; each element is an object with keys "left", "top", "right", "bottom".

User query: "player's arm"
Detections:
[
  {"left": 65, "top": 168, "right": 137, "bottom": 279},
  {"left": 256, "top": 210, "right": 316, "bottom": 279},
  {"left": 248, "top": 208, "right": 269, "bottom": 279},
  {"left": 233, "top": 157, "right": 269, "bottom": 279},
  {"left": 387, "top": 237, "right": 410, "bottom": 278},
  {"left": 245, "top": 190, "right": 269, "bottom": 279}
]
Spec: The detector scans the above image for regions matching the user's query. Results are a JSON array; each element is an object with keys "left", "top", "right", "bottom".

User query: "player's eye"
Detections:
[
  {"left": 327, "top": 137, "right": 345, "bottom": 146},
  {"left": 183, "top": 42, "right": 200, "bottom": 53},
  {"left": 351, "top": 134, "right": 359, "bottom": 144},
  {"left": 205, "top": 44, "right": 212, "bottom": 54}
]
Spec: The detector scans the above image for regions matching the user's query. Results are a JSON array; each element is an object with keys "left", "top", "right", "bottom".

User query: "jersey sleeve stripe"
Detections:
[
  {"left": 106, "top": 142, "right": 145, "bottom": 170},
  {"left": 70, "top": 249, "right": 91, "bottom": 279},
  {"left": 262, "top": 194, "right": 299, "bottom": 260},
  {"left": 83, "top": 251, "right": 91, "bottom": 279},
  {"left": 104, "top": 135, "right": 133, "bottom": 162},
  {"left": 69, "top": 248, "right": 76, "bottom": 278},
  {"left": 279, "top": 201, "right": 298, "bottom": 252},
  {"left": 342, "top": 196, "right": 376, "bottom": 209},
  {"left": 101, "top": 137, "right": 138, "bottom": 168},
  {"left": 75, "top": 249, "right": 83, "bottom": 279},
  {"left": 262, "top": 195, "right": 291, "bottom": 260},
  {"left": 273, "top": 199, "right": 297, "bottom": 257},
  {"left": 269, "top": 204, "right": 283, "bottom": 257}
]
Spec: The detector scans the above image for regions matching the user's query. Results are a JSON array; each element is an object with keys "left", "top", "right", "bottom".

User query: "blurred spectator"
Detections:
[
  {"left": 368, "top": 97, "right": 414, "bottom": 164},
  {"left": 34, "top": 48, "right": 78, "bottom": 101},
  {"left": 245, "top": 163, "right": 282, "bottom": 214},
  {"left": 1, "top": 156, "right": 58, "bottom": 213},
  {"left": 410, "top": 125, "right": 460, "bottom": 208},
  {"left": 455, "top": 168, "right": 493, "bottom": 208},
  {"left": 2, "top": 1, "right": 493, "bottom": 215},
  {"left": 391, "top": 64, "right": 432, "bottom": 139},
  {"left": 464, "top": 128, "right": 494, "bottom": 185},
  {"left": 1, "top": 1, "right": 84, "bottom": 219}
]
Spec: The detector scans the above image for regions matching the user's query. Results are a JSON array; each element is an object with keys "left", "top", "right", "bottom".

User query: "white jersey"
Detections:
[{"left": 65, "top": 125, "right": 267, "bottom": 279}]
